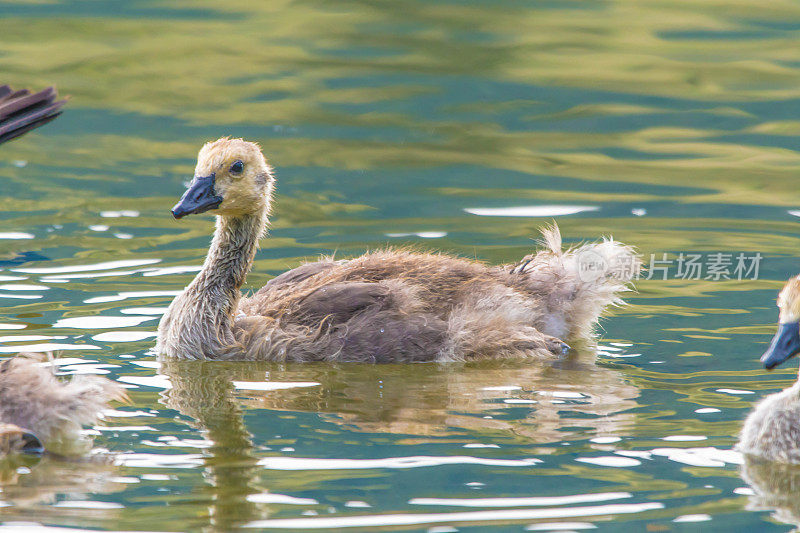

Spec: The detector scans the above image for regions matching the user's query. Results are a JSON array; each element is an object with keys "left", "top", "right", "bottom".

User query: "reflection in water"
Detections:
[
  {"left": 158, "top": 346, "right": 639, "bottom": 529},
  {"left": 159, "top": 361, "right": 260, "bottom": 531},
  {"left": 161, "top": 348, "right": 639, "bottom": 441},
  {"left": 741, "top": 456, "right": 800, "bottom": 529},
  {"left": 0, "top": 454, "right": 121, "bottom": 518}
]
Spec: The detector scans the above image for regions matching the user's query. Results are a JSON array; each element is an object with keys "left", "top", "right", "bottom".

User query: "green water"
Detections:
[{"left": 1, "top": 0, "right": 800, "bottom": 530}]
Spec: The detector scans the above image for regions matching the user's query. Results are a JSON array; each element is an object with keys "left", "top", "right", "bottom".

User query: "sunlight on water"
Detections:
[
  {"left": 242, "top": 503, "right": 666, "bottom": 529},
  {"left": 464, "top": 206, "right": 600, "bottom": 217}
]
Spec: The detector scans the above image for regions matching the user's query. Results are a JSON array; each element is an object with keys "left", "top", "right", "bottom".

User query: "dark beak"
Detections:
[
  {"left": 761, "top": 321, "right": 800, "bottom": 369},
  {"left": 0, "top": 426, "right": 44, "bottom": 456},
  {"left": 171, "top": 174, "right": 223, "bottom": 219},
  {"left": 19, "top": 431, "right": 44, "bottom": 455}
]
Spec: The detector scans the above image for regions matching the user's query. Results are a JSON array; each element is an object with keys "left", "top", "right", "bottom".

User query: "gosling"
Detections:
[
  {"left": 739, "top": 275, "right": 800, "bottom": 462},
  {"left": 0, "top": 353, "right": 126, "bottom": 456},
  {"left": 157, "top": 137, "right": 639, "bottom": 363}
]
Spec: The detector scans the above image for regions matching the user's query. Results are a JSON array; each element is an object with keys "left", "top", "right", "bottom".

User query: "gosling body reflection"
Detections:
[
  {"left": 741, "top": 456, "right": 800, "bottom": 529},
  {"left": 155, "top": 345, "right": 639, "bottom": 529}
]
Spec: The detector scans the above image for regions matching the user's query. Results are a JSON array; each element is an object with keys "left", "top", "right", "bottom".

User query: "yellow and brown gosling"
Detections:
[
  {"left": 157, "top": 137, "right": 640, "bottom": 363},
  {"left": 0, "top": 353, "right": 127, "bottom": 456},
  {"left": 739, "top": 276, "right": 800, "bottom": 462}
]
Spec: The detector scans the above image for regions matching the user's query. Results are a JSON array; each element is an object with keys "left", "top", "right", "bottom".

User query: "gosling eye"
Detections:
[{"left": 229, "top": 160, "right": 244, "bottom": 175}]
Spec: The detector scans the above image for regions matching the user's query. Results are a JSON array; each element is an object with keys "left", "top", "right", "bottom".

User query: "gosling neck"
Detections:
[
  {"left": 158, "top": 207, "right": 268, "bottom": 360},
  {"left": 188, "top": 208, "right": 268, "bottom": 317}
]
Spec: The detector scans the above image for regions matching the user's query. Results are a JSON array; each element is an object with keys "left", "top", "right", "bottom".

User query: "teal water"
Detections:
[{"left": 2, "top": 0, "right": 800, "bottom": 530}]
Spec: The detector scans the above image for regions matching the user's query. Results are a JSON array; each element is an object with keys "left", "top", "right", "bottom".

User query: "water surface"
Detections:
[{"left": 1, "top": 0, "right": 800, "bottom": 530}]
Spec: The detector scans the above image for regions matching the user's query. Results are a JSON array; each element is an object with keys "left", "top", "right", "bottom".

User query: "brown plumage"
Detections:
[
  {"left": 0, "top": 85, "right": 66, "bottom": 145},
  {"left": 157, "top": 137, "right": 639, "bottom": 362},
  {"left": 739, "top": 276, "right": 800, "bottom": 462},
  {"left": 0, "top": 353, "right": 127, "bottom": 456}
]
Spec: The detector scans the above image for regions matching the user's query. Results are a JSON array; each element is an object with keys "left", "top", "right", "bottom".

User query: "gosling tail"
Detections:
[
  {"left": 0, "top": 85, "right": 66, "bottom": 145},
  {"left": 511, "top": 224, "right": 640, "bottom": 339}
]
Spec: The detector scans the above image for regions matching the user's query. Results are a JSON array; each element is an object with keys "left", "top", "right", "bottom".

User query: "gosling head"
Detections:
[
  {"left": 172, "top": 137, "right": 274, "bottom": 219},
  {"left": 761, "top": 275, "right": 800, "bottom": 370}
]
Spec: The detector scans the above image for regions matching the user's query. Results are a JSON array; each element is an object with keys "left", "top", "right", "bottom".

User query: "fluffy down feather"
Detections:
[
  {"left": 0, "top": 353, "right": 127, "bottom": 454},
  {"left": 158, "top": 137, "right": 640, "bottom": 362}
]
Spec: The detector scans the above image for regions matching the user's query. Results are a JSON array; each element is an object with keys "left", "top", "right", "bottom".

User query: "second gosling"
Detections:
[
  {"left": 739, "top": 276, "right": 800, "bottom": 463},
  {"left": 0, "top": 353, "right": 126, "bottom": 456}
]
